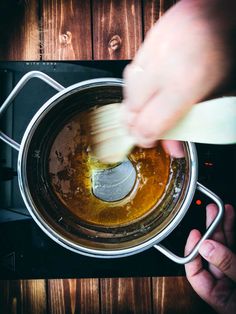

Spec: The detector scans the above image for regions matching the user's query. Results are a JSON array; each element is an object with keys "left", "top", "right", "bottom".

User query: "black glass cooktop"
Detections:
[{"left": 0, "top": 61, "right": 235, "bottom": 279}]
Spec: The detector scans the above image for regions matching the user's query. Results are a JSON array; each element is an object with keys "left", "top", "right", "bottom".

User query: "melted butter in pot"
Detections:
[{"left": 49, "top": 112, "right": 171, "bottom": 226}]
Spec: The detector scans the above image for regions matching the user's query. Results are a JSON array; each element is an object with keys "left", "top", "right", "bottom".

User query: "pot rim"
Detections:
[{"left": 17, "top": 78, "right": 198, "bottom": 258}]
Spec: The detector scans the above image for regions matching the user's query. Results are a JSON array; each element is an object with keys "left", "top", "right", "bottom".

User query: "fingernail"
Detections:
[{"left": 199, "top": 241, "right": 215, "bottom": 258}]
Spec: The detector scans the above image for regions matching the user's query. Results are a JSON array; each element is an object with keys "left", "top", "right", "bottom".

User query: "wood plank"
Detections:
[
  {"left": 100, "top": 277, "right": 152, "bottom": 314},
  {"left": 41, "top": 0, "right": 92, "bottom": 60},
  {"left": 93, "top": 0, "right": 143, "bottom": 60},
  {"left": 0, "top": 0, "right": 40, "bottom": 60},
  {"left": 152, "top": 276, "right": 216, "bottom": 314},
  {"left": 0, "top": 280, "right": 47, "bottom": 314},
  {"left": 143, "top": 0, "right": 177, "bottom": 35},
  {"left": 47, "top": 278, "right": 100, "bottom": 314}
]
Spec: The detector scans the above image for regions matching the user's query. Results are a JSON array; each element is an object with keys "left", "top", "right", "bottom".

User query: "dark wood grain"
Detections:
[
  {"left": 93, "top": 0, "right": 143, "bottom": 60},
  {"left": 152, "top": 276, "right": 216, "bottom": 314},
  {"left": 0, "top": 277, "right": 217, "bottom": 313},
  {"left": 41, "top": 0, "right": 92, "bottom": 60},
  {"left": 0, "top": 0, "right": 40, "bottom": 60},
  {"left": 0, "top": 280, "right": 47, "bottom": 314},
  {"left": 100, "top": 277, "right": 152, "bottom": 314},
  {"left": 143, "top": 0, "right": 177, "bottom": 35},
  {"left": 47, "top": 278, "right": 100, "bottom": 314}
]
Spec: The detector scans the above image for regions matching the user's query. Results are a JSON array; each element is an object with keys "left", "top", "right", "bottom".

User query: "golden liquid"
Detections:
[{"left": 48, "top": 112, "right": 171, "bottom": 226}]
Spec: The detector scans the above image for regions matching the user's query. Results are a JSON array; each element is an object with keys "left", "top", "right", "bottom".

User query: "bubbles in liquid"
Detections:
[{"left": 48, "top": 111, "right": 171, "bottom": 226}]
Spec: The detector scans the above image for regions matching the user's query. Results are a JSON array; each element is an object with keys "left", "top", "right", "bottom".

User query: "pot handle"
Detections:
[
  {"left": 0, "top": 71, "right": 65, "bottom": 151},
  {"left": 154, "top": 182, "right": 224, "bottom": 264}
]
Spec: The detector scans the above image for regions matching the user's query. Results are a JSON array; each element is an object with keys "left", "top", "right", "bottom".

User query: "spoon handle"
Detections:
[{"left": 161, "top": 97, "right": 236, "bottom": 144}]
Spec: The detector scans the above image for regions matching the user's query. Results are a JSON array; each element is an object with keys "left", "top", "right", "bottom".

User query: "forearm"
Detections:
[
  {"left": 179, "top": 0, "right": 236, "bottom": 85},
  {"left": 181, "top": 0, "right": 236, "bottom": 38}
]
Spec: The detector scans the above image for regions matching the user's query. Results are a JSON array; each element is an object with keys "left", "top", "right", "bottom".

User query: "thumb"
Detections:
[{"left": 199, "top": 240, "right": 236, "bottom": 281}]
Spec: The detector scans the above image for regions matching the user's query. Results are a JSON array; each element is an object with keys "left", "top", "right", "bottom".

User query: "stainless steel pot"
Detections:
[{"left": 0, "top": 71, "right": 224, "bottom": 263}]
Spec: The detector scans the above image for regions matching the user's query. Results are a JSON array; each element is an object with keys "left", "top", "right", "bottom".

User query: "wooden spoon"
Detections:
[{"left": 89, "top": 97, "right": 236, "bottom": 163}]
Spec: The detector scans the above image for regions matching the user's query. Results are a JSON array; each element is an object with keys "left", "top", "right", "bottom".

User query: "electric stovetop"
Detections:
[{"left": 0, "top": 61, "right": 235, "bottom": 279}]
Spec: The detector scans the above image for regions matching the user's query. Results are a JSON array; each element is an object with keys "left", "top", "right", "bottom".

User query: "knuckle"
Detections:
[
  {"left": 123, "top": 63, "right": 143, "bottom": 81},
  {"left": 123, "top": 64, "right": 133, "bottom": 80},
  {"left": 217, "top": 251, "right": 233, "bottom": 273}
]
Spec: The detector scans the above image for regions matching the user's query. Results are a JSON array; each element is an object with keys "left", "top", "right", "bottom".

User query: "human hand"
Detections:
[
  {"left": 185, "top": 204, "right": 236, "bottom": 314},
  {"left": 123, "top": 0, "right": 236, "bottom": 157}
]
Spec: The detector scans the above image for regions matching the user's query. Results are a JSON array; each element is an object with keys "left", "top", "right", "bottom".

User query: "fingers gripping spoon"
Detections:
[{"left": 89, "top": 97, "right": 236, "bottom": 164}]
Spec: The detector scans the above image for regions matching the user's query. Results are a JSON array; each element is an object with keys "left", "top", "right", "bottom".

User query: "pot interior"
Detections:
[{"left": 21, "top": 82, "right": 192, "bottom": 253}]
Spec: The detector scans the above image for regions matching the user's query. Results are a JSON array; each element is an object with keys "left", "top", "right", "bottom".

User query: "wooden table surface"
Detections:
[{"left": 0, "top": 1, "right": 216, "bottom": 313}]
